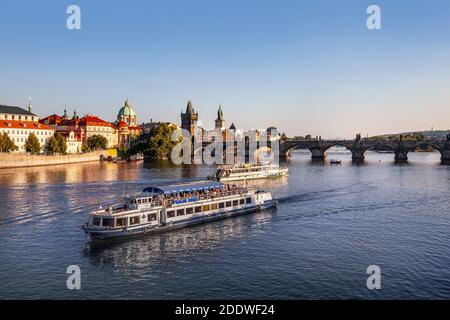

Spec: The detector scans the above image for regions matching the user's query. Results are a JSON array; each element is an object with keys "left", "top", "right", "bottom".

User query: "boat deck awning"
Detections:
[{"left": 143, "top": 181, "right": 224, "bottom": 195}]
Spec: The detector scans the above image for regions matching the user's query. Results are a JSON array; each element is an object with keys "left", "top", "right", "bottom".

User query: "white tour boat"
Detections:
[
  {"left": 81, "top": 181, "right": 276, "bottom": 240},
  {"left": 208, "top": 163, "right": 288, "bottom": 182}
]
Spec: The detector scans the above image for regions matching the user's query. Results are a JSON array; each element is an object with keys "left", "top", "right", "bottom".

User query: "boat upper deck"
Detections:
[{"left": 93, "top": 181, "right": 249, "bottom": 216}]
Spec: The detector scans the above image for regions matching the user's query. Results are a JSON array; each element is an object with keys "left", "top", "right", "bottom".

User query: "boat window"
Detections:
[
  {"left": 167, "top": 210, "right": 175, "bottom": 218},
  {"left": 102, "top": 218, "right": 114, "bottom": 227},
  {"left": 176, "top": 209, "right": 184, "bottom": 216},
  {"left": 148, "top": 213, "right": 157, "bottom": 221},
  {"left": 186, "top": 207, "right": 193, "bottom": 215},
  {"left": 92, "top": 217, "right": 101, "bottom": 226},
  {"left": 137, "top": 199, "right": 142, "bottom": 204},
  {"left": 195, "top": 206, "right": 202, "bottom": 213},
  {"left": 202, "top": 204, "right": 210, "bottom": 212},
  {"left": 233, "top": 200, "right": 239, "bottom": 206},
  {"left": 240, "top": 199, "right": 245, "bottom": 205},
  {"left": 211, "top": 203, "right": 218, "bottom": 210},
  {"left": 226, "top": 201, "right": 232, "bottom": 207},
  {"left": 116, "top": 218, "right": 127, "bottom": 227},
  {"left": 218, "top": 202, "right": 225, "bottom": 209},
  {"left": 246, "top": 197, "right": 252, "bottom": 204},
  {"left": 129, "top": 216, "right": 140, "bottom": 225}
]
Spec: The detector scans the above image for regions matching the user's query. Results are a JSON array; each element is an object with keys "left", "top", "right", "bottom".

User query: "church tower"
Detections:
[
  {"left": 181, "top": 100, "right": 198, "bottom": 135},
  {"left": 215, "top": 104, "right": 225, "bottom": 131}
]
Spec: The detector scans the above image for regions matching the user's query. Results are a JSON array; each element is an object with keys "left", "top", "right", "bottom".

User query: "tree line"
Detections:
[{"left": 0, "top": 132, "right": 109, "bottom": 154}]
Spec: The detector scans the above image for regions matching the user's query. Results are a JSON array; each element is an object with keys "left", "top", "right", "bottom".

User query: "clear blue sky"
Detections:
[{"left": 1, "top": 0, "right": 450, "bottom": 138}]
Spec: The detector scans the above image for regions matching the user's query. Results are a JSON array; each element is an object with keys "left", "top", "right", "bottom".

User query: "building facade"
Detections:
[{"left": 0, "top": 104, "right": 55, "bottom": 153}]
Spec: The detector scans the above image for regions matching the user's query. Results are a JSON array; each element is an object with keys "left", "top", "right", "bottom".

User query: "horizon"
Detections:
[{"left": 1, "top": 0, "right": 450, "bottom": 139}]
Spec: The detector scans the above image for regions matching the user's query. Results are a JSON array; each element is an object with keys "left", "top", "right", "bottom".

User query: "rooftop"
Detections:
[
  {"left": 143, "top": 181, "right": 224, "bottom": 195},
  {"left": 0, "top": 105, "right": 36, "bottom": 116}
]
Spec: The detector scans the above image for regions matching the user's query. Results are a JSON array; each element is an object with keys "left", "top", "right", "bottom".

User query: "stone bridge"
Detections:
[{"left": 280, "top": 136, "right": 450, "bottom": 163}]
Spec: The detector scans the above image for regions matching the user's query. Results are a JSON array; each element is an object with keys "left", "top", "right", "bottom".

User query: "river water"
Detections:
[{"left": 0, "top": 151, "right": 449, "bottom": 299}]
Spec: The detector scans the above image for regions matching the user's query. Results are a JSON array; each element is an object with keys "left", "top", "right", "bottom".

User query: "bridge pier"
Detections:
[
  {"left": 394, "top": 150, "right": 409, "bottom": 162},
  {"left": 349, "top": 144, "right": 367, "bottom": 162},
  {"left": 440, "top": 148, "right": 450, "bottom": 164},
  {"left": 310, "top": 147, "right": 326, "bottom": 160}
]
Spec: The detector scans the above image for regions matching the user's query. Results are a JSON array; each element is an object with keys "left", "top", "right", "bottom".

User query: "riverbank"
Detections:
[{"left": 0, "top": 150, "right": 110, "bottom": 169}]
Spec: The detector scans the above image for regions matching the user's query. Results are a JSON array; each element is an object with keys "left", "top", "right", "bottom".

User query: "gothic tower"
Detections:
[
  {"left": 181, "top": 100, "right": 198, "bottom": 135},
  {"left": 215, "top": 104, "right": 225, "bottom": 130}
]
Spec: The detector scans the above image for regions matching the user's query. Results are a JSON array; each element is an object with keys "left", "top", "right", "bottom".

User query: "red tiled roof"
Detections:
[
  {"left": 0, "top": 120, "right": 52, "bottom": 130},
  {"left": 39, "top": 114, "right": 62, "bottom": 125},
  {"left": 79, "top": 115, "right": 114, "bottom": 127},
  {"left": 117, "top": 120, "right": 128, "bottom": 127}
]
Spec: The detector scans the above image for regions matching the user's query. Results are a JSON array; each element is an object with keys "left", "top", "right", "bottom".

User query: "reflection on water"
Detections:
[
  {"left": 0, "top": 151, "right": 449, "bottom": 299},
  {"left": 84, "top": 210, "right": 274, "bottom": 269}
]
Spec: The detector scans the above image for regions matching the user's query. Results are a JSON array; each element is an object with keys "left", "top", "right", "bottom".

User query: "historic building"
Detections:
[
  {"left": 117, "top": 99, "right": 138, "bottom": 126},
  {"left": 215, "top": 105, "right": 225, "bottom": 131},
  {"left": 181, "top": 100, "right": 198, "bottom": 135},
  {"left": 0, "top": 104, "right": 55, "bottom": 153},
  {"left": 115, "top": 99, "right": 141, "bottom": 148},
  {"left": 39, "top": 99, "right": 142, "bottom": 151},
  {"left": 41, "top": 109, "right": 118, "bottom": 150}
]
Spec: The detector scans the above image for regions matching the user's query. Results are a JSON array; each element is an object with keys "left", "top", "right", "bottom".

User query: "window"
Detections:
[
  {"left": 116, "top": 218, "right": 126, "bottom": 227},
  {"left": 176, "top": 209, "right": 184, "bottom": 216},
  {"left": 129, "top": 216, "right": 140, "bottom": 225},
  {"left": 195, "top": 206, "right": 202, "bottom": 213},
  {"left": 92, "top": 217, "right": 101, "bottom": 226},
  {"left": 211, "top": 203, "right": 218, "bottom": 210},
  {"left": 148, "top": 213, "right": 157, "bottom": 221},
  {"left": 246, "top": 197, "right": 252, "bottom": 204},
  {"left": 218, "top": 202, "right": 225, "bottom": 209},
  {"left": 102, "top": 218, "right": 114, "bottom": 228},
  {"left": 186, "top": 207, "right": 193, "bottom": 215},
  {"left": 202, "top": 204, "right": 210, "bottom": 212},
  {"left": 226, "top": 201, "right": 232, "bottom": 208},
  {"left": 167, "top": 210, "right": 175, "bottom": 218},
  {"left": 233, "top": 200, "right": 239, "bottom": 206},
  {"left": 240, "top": 199, "right": 245, "bottom": 205}
]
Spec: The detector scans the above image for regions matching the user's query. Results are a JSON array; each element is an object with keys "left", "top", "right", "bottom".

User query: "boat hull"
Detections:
[{"left": 82, "top": 199, "right": 277, "bottom": 241}]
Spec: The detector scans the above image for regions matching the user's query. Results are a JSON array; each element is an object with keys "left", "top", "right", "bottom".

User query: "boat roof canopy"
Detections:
[{"left": 143, "top": 181, "right": 224, "bottom": 195}]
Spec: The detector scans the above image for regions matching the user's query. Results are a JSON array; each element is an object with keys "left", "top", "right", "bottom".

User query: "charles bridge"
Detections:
[{"left": 280, "top": 134, "right": 450, "bottom": 163}]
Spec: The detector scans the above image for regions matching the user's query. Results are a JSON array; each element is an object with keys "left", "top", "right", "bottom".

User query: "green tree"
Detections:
[
  {"left": 135, "top": 123, "right": 179, "bottom": 160},
  {"left": 45, "top": 134, "right": 68, "bottom": 154},
  {"left": 55, "top": 133, "right": 67, "bottom": 154},
  {"left": 24, "top": 133, "right": 41, "bottom": 154},
  {"left": 87, "top": 135, "right": 108, "bottom": 150},
  {"left": 45, "top": 136, "right": 59, "bottom": 154},
  {"left": 0, "top": 132, "right": 18, "bottom": 152}
]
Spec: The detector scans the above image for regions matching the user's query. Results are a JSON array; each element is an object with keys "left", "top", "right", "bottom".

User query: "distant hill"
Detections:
[{"left": 374, "top": 130, "right": 450, "bottom": 140}]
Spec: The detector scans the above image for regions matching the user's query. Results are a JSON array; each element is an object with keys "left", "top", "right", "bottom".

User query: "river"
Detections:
[{"left": 0, "top": 150, "right": 449, "bottom": 299}]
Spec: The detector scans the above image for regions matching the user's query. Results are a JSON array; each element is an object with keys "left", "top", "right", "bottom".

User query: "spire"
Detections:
[
  {"left": 125, "top": 99, "right": 130, "bottom": 107},
  {"left": 229, "top": 122, "right": 236, "bottom": 130},
  {"left": 186, "top": 99, "right": 194, "bottom": 114},
  {"left": 63, "top": 106, "right": 68, "bottom": 119},
  {"left": 217, "top": 104, "right": 224, "bottom": 120},
  {"left": 27, "top": 97, "right": 32, "bottom": 113},
  {"left": 73, "top": 108, "right": 78, "bottom": 119}
]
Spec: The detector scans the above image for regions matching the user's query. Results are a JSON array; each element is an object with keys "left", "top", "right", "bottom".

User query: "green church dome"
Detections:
[{"left": 118, "top": 99, "right": 136, "bottom": 118}]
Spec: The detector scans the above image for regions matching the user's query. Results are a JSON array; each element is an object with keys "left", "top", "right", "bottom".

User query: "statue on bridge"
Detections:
[
  {"left": 447, "top": 134, "right": 450, "bottom": 141},
  {"left": 355, "top": 133, "right": 361, "bottom": 142}
]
